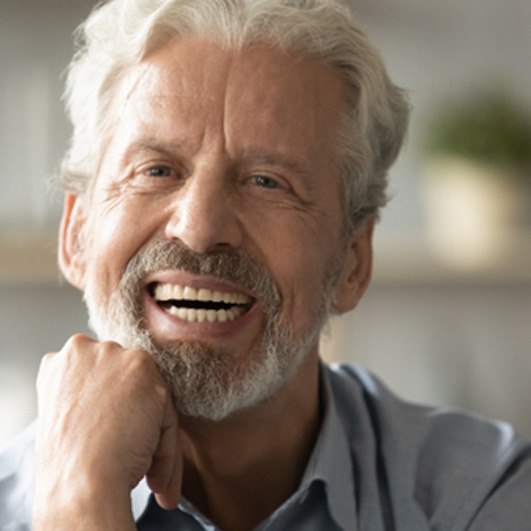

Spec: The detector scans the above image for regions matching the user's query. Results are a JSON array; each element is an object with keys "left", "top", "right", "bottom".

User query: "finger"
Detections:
[
  {"left": 154, "top": 446, "right": 183, "bottom": 510},
  {"left": 158, "top": 425, "right": 185, "bottom": 510},
  {"left": 146, "top": 393, "right": 182, "bottom": 507}
]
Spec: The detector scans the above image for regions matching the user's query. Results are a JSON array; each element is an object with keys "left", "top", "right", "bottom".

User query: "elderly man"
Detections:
[{"left": 1, "top": 0, "right": 531, "bottom": 529}]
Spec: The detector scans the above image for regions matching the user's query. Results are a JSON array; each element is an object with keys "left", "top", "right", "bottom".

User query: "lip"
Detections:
[{"left": 142, "top": 270, "right": 259, "bottom": 342}]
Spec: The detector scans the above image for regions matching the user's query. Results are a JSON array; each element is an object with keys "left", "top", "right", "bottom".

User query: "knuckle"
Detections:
[
  {"left": 64, "top": 333, "right": 93, "bottom": 351},
  {"left": 98, "top": 339, "right": 122, "bottom": 354},
  {"left": 128, "top": 348, "right": 155, "bottom": 372}
]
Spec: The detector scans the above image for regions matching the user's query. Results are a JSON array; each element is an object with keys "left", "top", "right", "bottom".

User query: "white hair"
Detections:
[{"left": 59, "top": 0, "right": 410, "bottom": 229}]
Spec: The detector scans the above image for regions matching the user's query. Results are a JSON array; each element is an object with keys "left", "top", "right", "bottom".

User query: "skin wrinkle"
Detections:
[
  {"left": 99, "top": 133, "right": 330, "bottom": 236},
  {"left": 114, "top": 139, "right": 320, "bottom": 220},
  {"left": 221, "top": 43, "right": 234, "bottom": 168}
]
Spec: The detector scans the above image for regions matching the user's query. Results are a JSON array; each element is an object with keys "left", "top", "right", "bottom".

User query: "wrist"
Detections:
[{"left": 33, "top": 472, "right": 136, "bottom": 531}]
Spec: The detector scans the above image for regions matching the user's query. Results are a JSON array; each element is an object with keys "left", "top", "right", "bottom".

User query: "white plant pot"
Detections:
[{"left": 424, "top": 157, "right": 528, "bottom": 267}]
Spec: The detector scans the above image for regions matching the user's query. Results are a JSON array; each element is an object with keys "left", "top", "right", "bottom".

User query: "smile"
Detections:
[{"left": 151, "top": 283, "right": 254, "bottom": 323}]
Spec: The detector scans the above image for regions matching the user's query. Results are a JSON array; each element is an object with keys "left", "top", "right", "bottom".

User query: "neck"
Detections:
[{"left": 179, "top": 353, "right": 322, "bottom": 531}]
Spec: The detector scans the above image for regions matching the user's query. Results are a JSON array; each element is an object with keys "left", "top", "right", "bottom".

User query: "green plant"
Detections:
[{"left": 424, "top": 91, "right": 531, "bottom": 176}]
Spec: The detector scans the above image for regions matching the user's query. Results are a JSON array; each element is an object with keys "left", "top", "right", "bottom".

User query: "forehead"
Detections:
[{"left": 107, "top": 36, "right": 346, "bottom": 169}]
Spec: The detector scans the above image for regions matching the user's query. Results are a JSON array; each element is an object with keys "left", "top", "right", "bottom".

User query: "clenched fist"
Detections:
[{"left": 33, "top": 334, "right": 182, "bottom": 530}]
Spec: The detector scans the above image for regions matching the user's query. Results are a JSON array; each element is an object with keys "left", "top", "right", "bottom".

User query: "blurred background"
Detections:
[{"left": 1, "top": 0, "right": 530, "bottom": 447}]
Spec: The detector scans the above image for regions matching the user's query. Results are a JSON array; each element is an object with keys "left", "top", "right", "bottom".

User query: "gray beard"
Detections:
[{"left": 84, "top": 240, "right": 333, "bottom": 421}]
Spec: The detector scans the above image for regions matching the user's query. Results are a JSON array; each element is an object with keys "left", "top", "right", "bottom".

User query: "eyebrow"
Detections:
[
  {"left": 240, "top": 149, "right": 312, "bottom": 177},
  {"left": 122, "top": 138, "right": 186, "bottom": 161},
  {"left": 120, "top": 138, "right": 313, "bottom": 177}
]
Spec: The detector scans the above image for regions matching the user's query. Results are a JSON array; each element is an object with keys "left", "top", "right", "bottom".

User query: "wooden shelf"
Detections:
[
  {"left": 0, "top": 231, "right": 61, "bottom": 285},
  {"left": 372, "top": 232, "right": 531, "bottom": 286},
  {"left": 1, "top": 231, "right": 531, "bottom": 286}
]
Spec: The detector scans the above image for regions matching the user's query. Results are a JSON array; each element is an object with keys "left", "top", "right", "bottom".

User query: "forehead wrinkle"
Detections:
[
  {"left": 116, "top": 62, "right": 153, "bottom": 114},
  {"left": 217, "top": 48, "right": 237, "bottom": 167},
  {"left": 162, "top": 37, "right": 236, "bottom": 158}
]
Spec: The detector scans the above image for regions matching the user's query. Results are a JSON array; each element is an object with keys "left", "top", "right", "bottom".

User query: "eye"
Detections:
[
  {"left": 144, "top": 165, "right": 174, "bottom": 178},
  {"left": 253, "top": 174, "right": 280, "bottom": 189}
]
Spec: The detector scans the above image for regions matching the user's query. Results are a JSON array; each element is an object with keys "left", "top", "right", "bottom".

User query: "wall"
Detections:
[
  {"left": 1, "top": 0, "right": 530, "bottom": 447},
  {"left": 322, "top": 280, "right": 531, "bottom": 435}
]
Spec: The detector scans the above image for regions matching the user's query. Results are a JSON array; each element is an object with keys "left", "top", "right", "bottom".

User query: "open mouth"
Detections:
[{"left": 150, "top": 282, "right": 255, "bottom": 323}]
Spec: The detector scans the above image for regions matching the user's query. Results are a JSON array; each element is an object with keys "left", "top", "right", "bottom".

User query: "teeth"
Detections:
[
  {"left": 153, "top": 283, "right": 251, "bottom": 323},
  {"left": 164, "top": 305, "right": 246, "bottom": 323},
  {"left": 197, "top": 289, "right": 211, "bottom": 302},
  {"left": 183, "top": 286, "right": 197, "bottom": 300},
  {"left": 154, "top": 284, "right": 251, "bottom": 305}
]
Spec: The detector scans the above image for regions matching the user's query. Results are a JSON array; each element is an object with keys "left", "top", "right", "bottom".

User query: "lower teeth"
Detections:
[{"left": 163, "top": 306, "right": 244, "bottom": 323}]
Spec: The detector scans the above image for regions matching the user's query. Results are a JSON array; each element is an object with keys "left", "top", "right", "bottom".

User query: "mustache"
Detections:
[{"left": 122, "top": 239, "right": 282, "bottom": 308}]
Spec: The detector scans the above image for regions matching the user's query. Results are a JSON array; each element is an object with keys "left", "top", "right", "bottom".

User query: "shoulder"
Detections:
[
  {"left": 0, "top": 422, "right": 36, "bottom": 530},
  {"left": 324, "top": 363, "right": 531, "bottom": 529}
]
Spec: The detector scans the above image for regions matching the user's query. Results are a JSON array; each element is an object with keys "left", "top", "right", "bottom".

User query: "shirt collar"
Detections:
[{"left": 298, "top": 363, "right": 357, "bottom": 530}]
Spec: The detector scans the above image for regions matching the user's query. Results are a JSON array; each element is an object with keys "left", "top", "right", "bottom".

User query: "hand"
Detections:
[{"left": 33, "top": 334, "right": 182, "bottom": 529}]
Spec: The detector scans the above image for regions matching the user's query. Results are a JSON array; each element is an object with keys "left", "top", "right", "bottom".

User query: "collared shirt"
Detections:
[{"left": 2, "top": 363, "right": 531, "bottom": 530}]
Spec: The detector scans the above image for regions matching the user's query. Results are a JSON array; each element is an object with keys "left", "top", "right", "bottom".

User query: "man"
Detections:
[{"left": 1, "top": 0, "right": 530, "bottom": 529}]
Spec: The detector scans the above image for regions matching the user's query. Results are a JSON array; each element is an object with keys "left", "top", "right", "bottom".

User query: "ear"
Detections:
[
  {"left": 332, "top": 217, "right": 375, "bottom": 313},
  {"left": 58, "top": 193, "right": 88, "bottom": 290}
]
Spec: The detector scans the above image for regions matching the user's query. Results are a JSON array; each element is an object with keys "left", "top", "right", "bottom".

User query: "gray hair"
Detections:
[{"left": 59, "top": 0, "right": 410, "bottom": 229}]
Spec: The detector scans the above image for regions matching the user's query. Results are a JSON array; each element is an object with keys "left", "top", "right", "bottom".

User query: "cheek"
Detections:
[
  {"left": 259, "top": 225, "right": 339, "bottom": 322},
  {"left": 83, "top": 198, "right": 163, "bottom": 290}
]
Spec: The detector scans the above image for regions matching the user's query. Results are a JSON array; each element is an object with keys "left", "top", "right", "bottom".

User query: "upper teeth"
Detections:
[{"left": 154, "top": 284, "right": 250, "bottom": 305}]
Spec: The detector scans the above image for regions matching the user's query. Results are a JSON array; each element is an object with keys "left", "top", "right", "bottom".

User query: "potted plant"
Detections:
[{"left": 421, "top": 90, "right": 531, "bottom": 266}]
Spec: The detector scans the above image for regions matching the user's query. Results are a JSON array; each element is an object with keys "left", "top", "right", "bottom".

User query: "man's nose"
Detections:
[{"left": 164, "top": 169, "right": 244, "bottom": 254}]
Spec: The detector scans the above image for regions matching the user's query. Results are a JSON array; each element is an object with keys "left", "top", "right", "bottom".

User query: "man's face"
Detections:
[{"left": 61, "top": 36, "right": 371, "bottom": 419}]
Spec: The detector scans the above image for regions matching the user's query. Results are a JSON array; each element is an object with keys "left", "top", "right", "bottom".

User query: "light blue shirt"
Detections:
[{"left": 2, "top": 363, "right": 531, "bottom": 530}]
